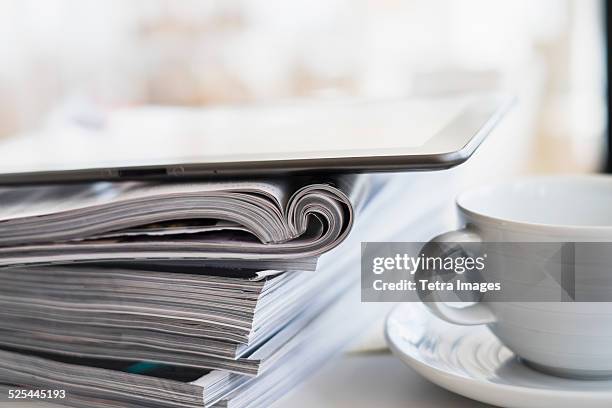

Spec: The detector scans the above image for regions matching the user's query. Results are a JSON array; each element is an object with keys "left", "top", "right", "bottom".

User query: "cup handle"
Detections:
[{"left": 416, "top": 228, "right": 497, "bottom": 325}]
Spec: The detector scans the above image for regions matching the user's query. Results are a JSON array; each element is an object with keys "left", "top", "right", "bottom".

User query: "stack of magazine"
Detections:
[{"left": 0, "top": 175, "right": 383, "bottom": 408}]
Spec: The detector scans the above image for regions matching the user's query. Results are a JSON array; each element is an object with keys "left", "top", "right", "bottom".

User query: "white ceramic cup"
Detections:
[{"left": 418, "top": 175, "right": 612, "bottom": 379}]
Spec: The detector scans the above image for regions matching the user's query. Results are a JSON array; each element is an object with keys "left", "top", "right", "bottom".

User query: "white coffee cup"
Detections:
[{"left": 418, "top": 175, "right": 612, "bottom": 379}]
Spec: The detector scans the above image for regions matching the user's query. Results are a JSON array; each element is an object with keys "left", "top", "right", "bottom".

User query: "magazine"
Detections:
[{"left": 0, "top": 177, "right": 364, "bottom": 269}]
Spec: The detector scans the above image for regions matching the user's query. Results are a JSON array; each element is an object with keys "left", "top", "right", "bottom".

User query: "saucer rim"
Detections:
[{"left": 385, "top": 303, "right": 612, "bottom": 407}]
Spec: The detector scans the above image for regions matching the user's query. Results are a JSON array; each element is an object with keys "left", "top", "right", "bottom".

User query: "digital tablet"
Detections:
[{"left": 0, "top": 93, "right": 511, "bottom": 184}]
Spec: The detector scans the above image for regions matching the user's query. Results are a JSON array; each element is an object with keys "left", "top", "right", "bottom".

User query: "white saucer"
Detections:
[{"left": 385, "top": 303, "right": 612, "bottom": 408}]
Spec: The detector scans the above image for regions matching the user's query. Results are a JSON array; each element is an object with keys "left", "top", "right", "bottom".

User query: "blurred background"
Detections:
[{"left": 0, "top": 0, "right": 607, "bottom": 173}]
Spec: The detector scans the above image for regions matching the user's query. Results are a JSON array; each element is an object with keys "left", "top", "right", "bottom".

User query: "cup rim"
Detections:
[{"left": 456, "top": 174, "right": 612, "bottom": 233}]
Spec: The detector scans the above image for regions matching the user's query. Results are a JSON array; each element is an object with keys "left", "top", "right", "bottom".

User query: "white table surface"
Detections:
[{"left": 274, "top": 352, "right": 492, "bottom": 408}]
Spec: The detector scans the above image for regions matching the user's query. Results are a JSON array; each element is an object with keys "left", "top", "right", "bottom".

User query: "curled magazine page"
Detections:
[{"left": 0, "top": 177, "right": 361, "bottom": 269}]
